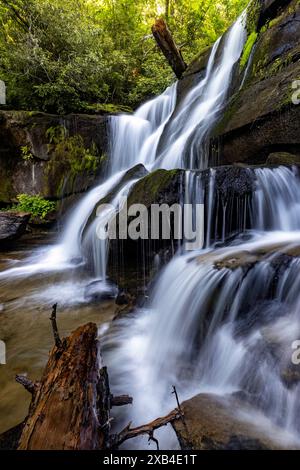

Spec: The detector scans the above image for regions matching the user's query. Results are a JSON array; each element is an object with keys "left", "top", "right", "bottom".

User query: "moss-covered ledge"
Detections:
[
  {"left": 211, "top": 0, "right": 300, "bottom": 165},
  {"left": 0, "top": 110, "right": 110, "bottom": 204}
]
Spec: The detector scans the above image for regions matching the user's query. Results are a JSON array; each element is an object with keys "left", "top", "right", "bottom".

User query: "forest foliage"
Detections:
[{"left": 0, "top": 0, "right": 248, "bottom": 113}]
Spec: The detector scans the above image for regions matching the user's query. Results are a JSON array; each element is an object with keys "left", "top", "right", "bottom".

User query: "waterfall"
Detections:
[
  {"left": 1, "top": 3, "right": 300, "bottom": 450},
  {"left": 0, "top": 13, "right": 246, "bottom": 283},
  {"left": 155, "top": 15, "right": 246, "bottom": 170},
  {"left": 104, "top": 166, "right": 300, "bottom": 448},
  {"left": 253, "top": 166, "right": 300, "bottom": 231},
  {"left": 109, "top": 83, "right": 177, "bottom": 174}
]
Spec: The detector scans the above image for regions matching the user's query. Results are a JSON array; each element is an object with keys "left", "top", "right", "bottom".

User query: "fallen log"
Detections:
[
  {"left": 152, "top": 18, "right": 187, "bottom": 79},
  {"left": 13, "top": 306, "right": 182, "bottom": 450},
  {"left": 18, "top": 321, "right": 111, "bottom": 450}
]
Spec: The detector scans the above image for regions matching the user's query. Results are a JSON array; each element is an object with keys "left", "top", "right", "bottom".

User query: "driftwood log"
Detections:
[
  {"left": 152, "top": 18, "right": 187, "bottom": 78},
  {"left": 17, "top": 321, "right": 110, "bottom": 449},
  {"left": 11, "top": 304, "right": 182, "bottom": 450}
]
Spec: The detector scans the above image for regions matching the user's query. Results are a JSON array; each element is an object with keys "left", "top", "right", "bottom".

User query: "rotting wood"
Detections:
[
  {"left": 13, "top": 306, "right": 182, "bottom": 450},
  {"left": 152, "top": 18, "right": 187, "bottom": 78}
]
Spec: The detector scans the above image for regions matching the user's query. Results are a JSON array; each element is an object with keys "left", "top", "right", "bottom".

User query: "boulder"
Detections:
[
  {"left": 172, "top": 393, "right": 286, "bottom": 450},
  {"left": 84, "top": 280, "right": 118, "bottom": 303},
  {"left": 107, "top": 168, "right": 183, "bottom": 295},
  {"left": 0, "top": 211, "right": 30, "bottom": 243},
  {"left": 126, "top": 168, "right": 182, "bottom": 208}
]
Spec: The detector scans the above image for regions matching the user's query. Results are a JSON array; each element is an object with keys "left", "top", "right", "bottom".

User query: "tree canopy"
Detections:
[{"left": 0, "top": 0, "right": 248, "bottom": 113}]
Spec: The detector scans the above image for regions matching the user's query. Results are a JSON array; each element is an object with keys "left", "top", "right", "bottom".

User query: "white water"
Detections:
[
  {"left": 104, "top": 166, "right": 300, "bottom": 448},
  {"left": 0, "top": 13, "right": 246, "bottom": 282},
  {"left": 4, "top": 9, "right": 300, "bottom": 450}
]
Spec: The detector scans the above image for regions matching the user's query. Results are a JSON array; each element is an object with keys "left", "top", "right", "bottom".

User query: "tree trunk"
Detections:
[
  {"left": 14, "top": 308, "right": 182, "bottom": 450},
  {"left": 18, "top": 322, "right": 112, "bottom": 450},
  {"left": 152, "top": 18, "right": 187, "bottom": 79}
]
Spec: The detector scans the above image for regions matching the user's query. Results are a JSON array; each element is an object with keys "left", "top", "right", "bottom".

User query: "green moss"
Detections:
[
  {"left": 127, "top": 169, "right": 180, "bottom": 208},
  {"left": 266, "top": 152, "right": 300, "bottom": 165},
  {"left": 0, "top": 174, "right": 13, "bottom": 203},
  {"left": 240, "top": 32, "right": 258, "bottom": 69},
  {"left": 43, "top": 125, "right": 104, "bottom": 197},
  {"left": 213, "top": 92, "right": 240, "bottom": 135},
  {"left": 82, "top": 103, "right": 133, "bottom": 114},
  {"left": 245, "top": 0, "right": 261, "bottom": 35},
  {"left": 47, "top": 127, "right": 101, "bottom": 174},
  {"left": 253, "top": 49, "right": 295, "bottom": 81}
]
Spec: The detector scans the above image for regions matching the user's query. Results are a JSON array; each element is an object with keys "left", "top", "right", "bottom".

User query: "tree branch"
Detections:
[
  {"left": 110, "top": 409, "right": 182, "bottom": 448},
  {"left": 49, "top": 303, "right": 62, "bottom": 349},
  {"left": 111, "top": 395, "right": 133, "bottom": 407},
  {"left": 0, "top": 0, "right": 30, "bottom": 31},
  {"left": 16, "top": 375, "right": 39, "bottom": 395}
]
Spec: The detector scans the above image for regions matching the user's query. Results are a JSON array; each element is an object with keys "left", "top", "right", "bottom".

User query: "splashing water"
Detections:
[{"left": 104, "top": 164, "right": 300, "bottom": 448}]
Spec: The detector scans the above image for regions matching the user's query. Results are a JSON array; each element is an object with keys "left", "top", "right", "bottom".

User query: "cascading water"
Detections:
[
  {"left": 103, "top": 165, "right": 300, "bottom": 449},
  {"left": 155, "top": 16, "right": 246, "bottom": 170},
  {"left": 0, "top": 13, "right": 246, "bottom": 282},
  {"left": 3, "top": 6, "right": 300, "bottom": 451},
  {"left": 253, "top": 166, "right": 300, "bottom": 231}
]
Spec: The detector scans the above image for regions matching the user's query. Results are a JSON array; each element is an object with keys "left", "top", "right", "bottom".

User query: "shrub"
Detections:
[{"left": 13, "top": 194, "right": 56, "bottom": 219}]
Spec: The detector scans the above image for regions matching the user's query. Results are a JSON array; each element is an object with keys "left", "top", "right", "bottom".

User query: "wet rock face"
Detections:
[
  {"left": 258, "top": 0, "right": 294, "bottom": 29},
  {"left": 211, "top": 0, "right": 300, "bottom": 165},
  {"left": 0, "top": 111, "right": 109, "bottom": 204},
  {"left": 0, "top": 211, "right": 30, "bottom": 244},
  {"left": 214, "top": 166, "right": 255, "bottom": 198},
  {"left": 107, "top": 169, "right": 183, "bottom": 296},
  {"left": 172, "top": 393, "right": 281, "bottom": 450}
]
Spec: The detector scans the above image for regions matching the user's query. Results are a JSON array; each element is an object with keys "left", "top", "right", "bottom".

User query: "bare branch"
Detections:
[
  {"left": 110, "top": 409, "right": 182, "bottom": 449},
  {"left": 16, "top": 375, "right": 38, "bottom": 394},
  {"left": 110, "top": 395, "right": 133, "bottom": 407},
  {"left": 49, "top": 303, "right": 62, "bottom": 349}
]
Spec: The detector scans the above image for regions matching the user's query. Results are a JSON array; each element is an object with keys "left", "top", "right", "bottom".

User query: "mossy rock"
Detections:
[
  {"left": 182, "top": 46, "right": 213, "bottom": 78},
  {"left": 0, "top": 110, "right": 109, "bottom": 204},
  {"left": 212, "top": 0, "right": 300, "bottom": 165},
  {"left": 266, "top": 151, "right": 300, "bottom": 165},
  {"left": 126, "top": 169, "right": 182, "bottom": 209}
]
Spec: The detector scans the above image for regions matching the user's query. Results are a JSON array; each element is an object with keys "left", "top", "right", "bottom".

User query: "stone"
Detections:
[
  {"left": 172, "top": 393, "right": 291, "bottom": 450},
  {"left": 115, "top": 291, "right": 130, "bottom": 306},
  {"left": 0, "top": 211, "right": 30, "bottom": 243},
  {"left": 84, "top": 280, "right": 118, "bottom": 303},
  {"left": 281, "top": 364, "right": 300, "bottom": 388}
]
